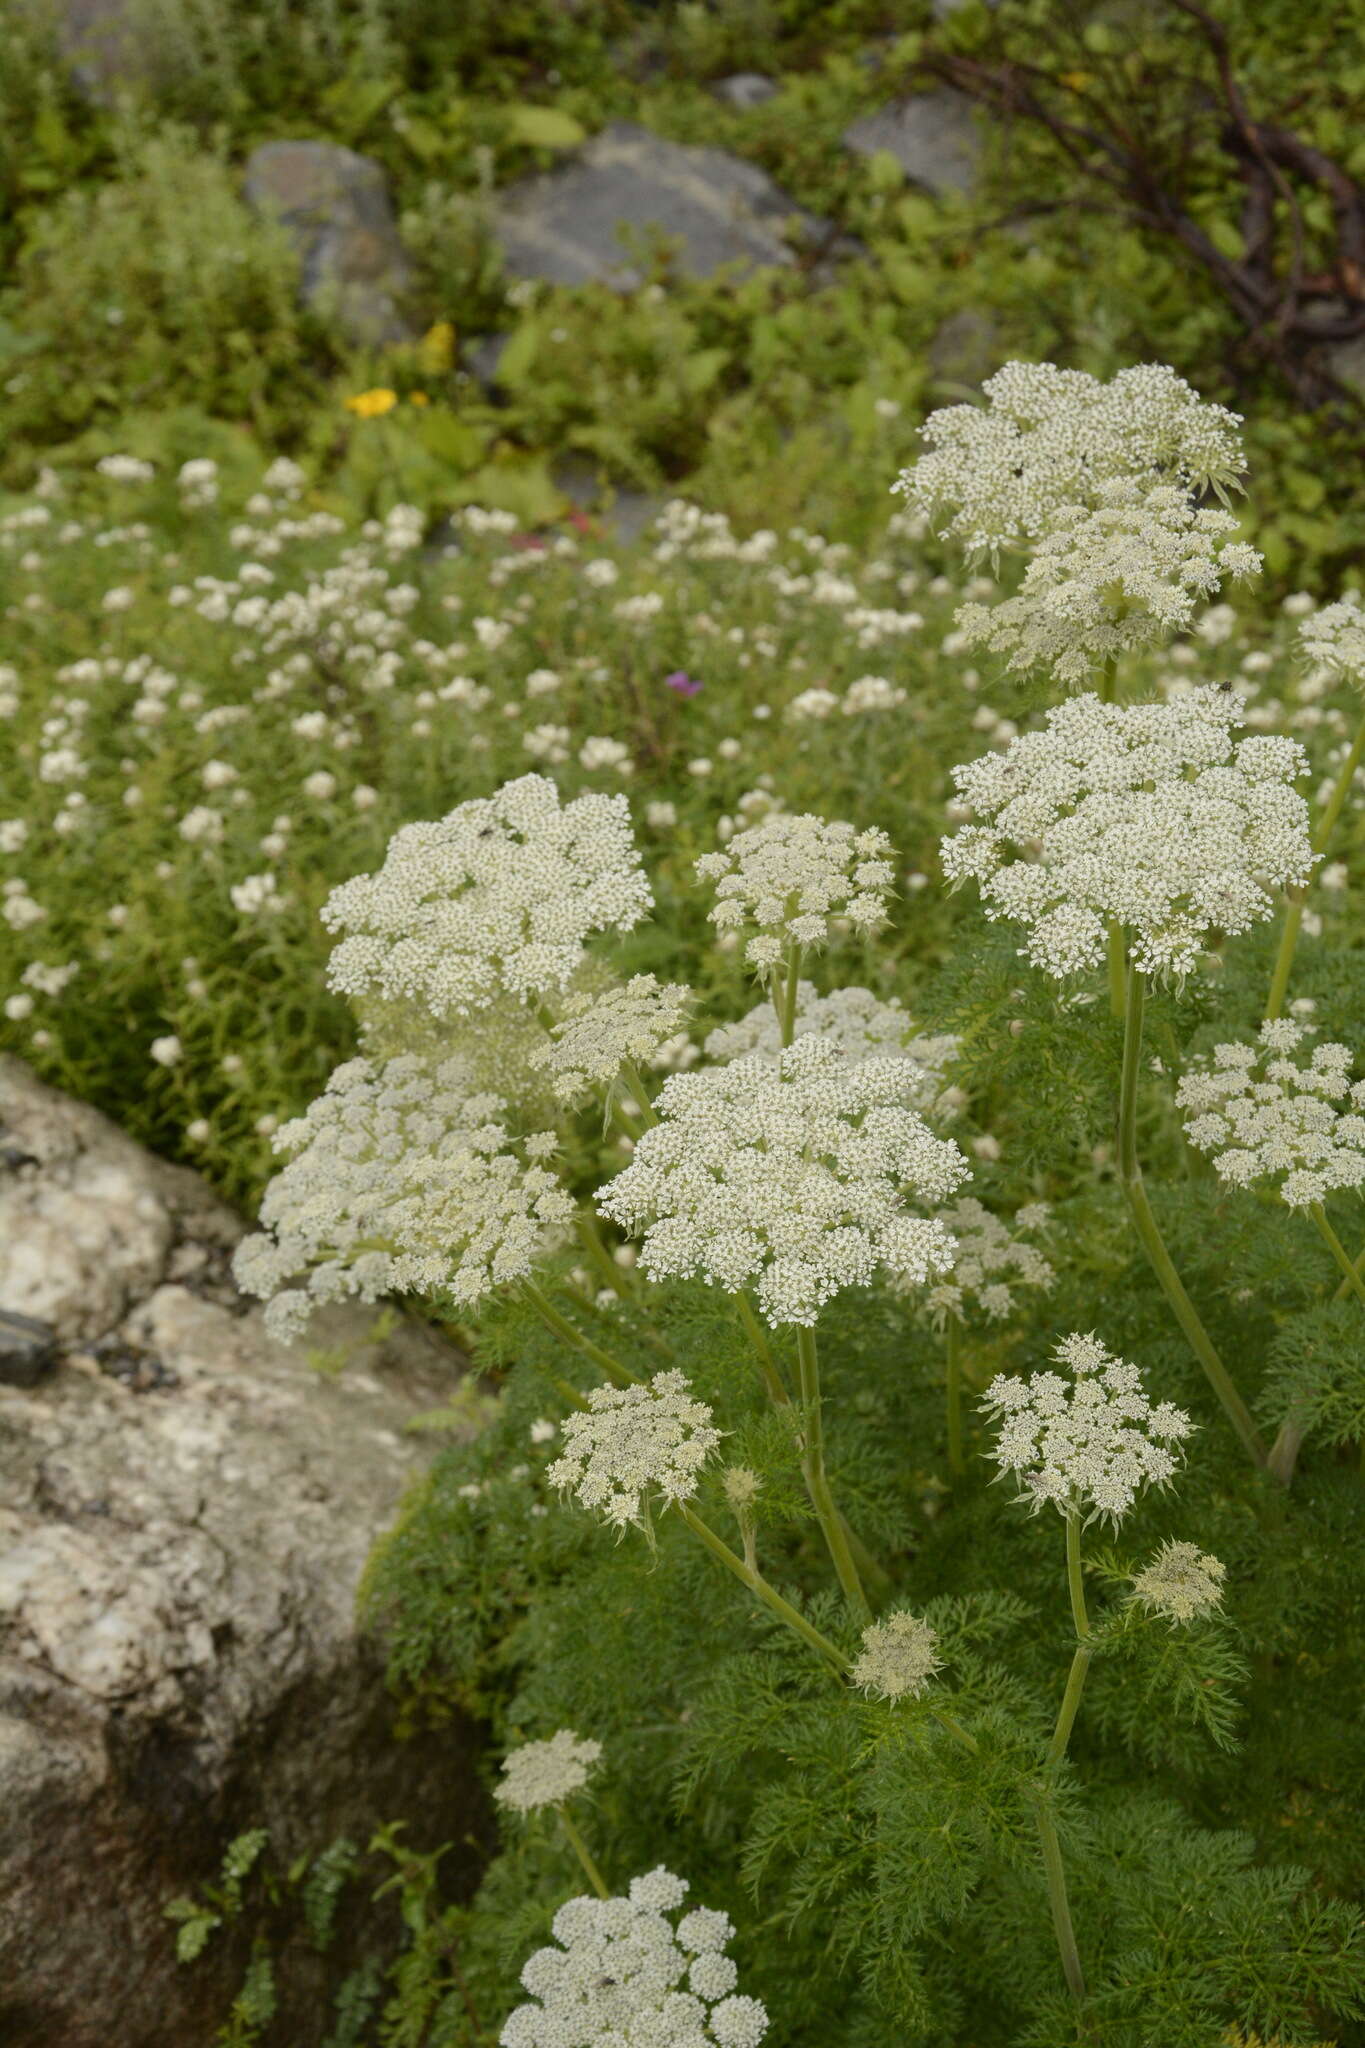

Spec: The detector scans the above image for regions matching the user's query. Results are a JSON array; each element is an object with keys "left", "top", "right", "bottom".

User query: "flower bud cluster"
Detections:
[
  {"left": 917, "top": 1197, "right": 1054, "bottom": 1325},
  {"left": 941, "top": 687, "right": 1314, "bottom": 981},
  {"left": 597, "top": 1035, "right": 971, "bottom": 1328},
  {"left": 547, "top": 1369, "right": 722, "bottom": 1531},
  {"left": 981, "top": 1332, "right": 1193, "bottom": 1526},
  {"left": 1129, "top": 1539, "right": 1226, "bottom": 1624},
  {"left": 1177, "top": 1019, "right": 1365, "bottom": 1207},
  {"left": 494, "top": 1729, "right": 603, "bottom": 1814},
  {"left": 695, "top": 812, "right": 896, "bottom": 971},
  {"left": 850, "top": 1610, "right": 942, "bottom": 1702},
  {"left": 703, "top": 982, "right": 959, "bottom": 1115},
  {"left": 502, "top": 1868, "right": 768, "bottom": 2048}
]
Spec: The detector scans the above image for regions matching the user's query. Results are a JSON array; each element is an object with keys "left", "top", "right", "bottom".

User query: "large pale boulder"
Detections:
[
  {"left": 0, "top": 1056, "right": 491, "bottom": 2048},
  {"left": 242, "top": 140, "right": 418, "bottom": 348}
]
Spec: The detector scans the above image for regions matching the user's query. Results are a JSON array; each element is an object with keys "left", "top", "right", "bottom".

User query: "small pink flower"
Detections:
[{"left": 665, "top": 671, "right": 702, "bottom": 696}]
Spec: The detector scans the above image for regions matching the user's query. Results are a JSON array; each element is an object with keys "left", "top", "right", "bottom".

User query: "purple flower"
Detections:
[{"left": 665, "top": 671, "right": 702, "bottom": 697}]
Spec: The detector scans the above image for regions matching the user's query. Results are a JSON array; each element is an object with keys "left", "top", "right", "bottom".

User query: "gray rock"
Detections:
[
  {"left": 464, "top": 331, "right": 512, "bottom": 388},
  {"left": 0, "top": 1055, "right": 490, "bottom": 2048},
  {"left": 18, "top": 0, "right": 163, "bottom": 104},
  {"left": 242, "top": 141, "right": 417, "bottom": 348},
  {"left": 928, "top": 306, "right": 1001, "bottom": 391},
  {"left": 712, "top": 73, "right": 779, "bottom": 109},
  {"left": 842, "top": 89, "right": 983, "bottom": 198},
  {"left": 0, "top": 1309, "right": 56, "bottom": 1389},
  {"left": 492, "top": 120, "right": 843, "bottom": 290}
]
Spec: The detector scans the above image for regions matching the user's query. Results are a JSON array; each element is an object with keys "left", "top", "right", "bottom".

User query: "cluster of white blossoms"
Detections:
[
  {"left": 695, "top": 812, "right": 896, "bottom": 971},
  {"left": 1129, "top": 1540, "right": 1226, "bottom": 1625},
  {"left": 320, "top": 774, "right": 653, "bottom": 1020},
  {"left": 916, "top": 1197, "right": 1054, "bottom": 1326},
  {"left": 547, "top": 1370, "right": 723, "bottom": 1531},
  {"left": 597, "top": 1035, "right": 971, "bottom": 1329},
  {"left": 941, "top": 687, "right": 1315, "bottom": 981},
  {"left": 530, "top": 974, "right": 693, "bottom": 1104},
  {"left": 1298, "top": 591, "right": 1365, "bottom": 688},
  {"left": 1176, "top": 1019, "right": 1365, "bottom": 1208},
  {"left": 952, "top": 480, "right": 1262, "bottom": 686},
  {"left": 981, "top": 1332, "right": 1194, "bottom": 1526},
  {"left": 703, "top": 983, "right": 960, "bottom": 1114},
  {"left": 230, "top": 1055, "right": 573, "bottom": 1345},
  {"left": 494, "top": 1730, "right": 603, "bottom": 1815},
  {"left": 850, "top": 1611, "right": 942, "bottom": 1702},
  {"left": 501, "top": 1869, "right": 768, "bottom": 2048},
  {"left": 895, "top": 360, "right": 1248, "bottom": 560}
]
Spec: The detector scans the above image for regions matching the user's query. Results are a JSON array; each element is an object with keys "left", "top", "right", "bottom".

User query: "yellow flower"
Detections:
[
  {"left": 344, "top": 388, "right": 399, "bottom": 419},
  {"left": 419, "top": 321, "right": 456, "bottom": 373},
  {"left": 408, "top": 391, "right": 430, "bottom": 407}
]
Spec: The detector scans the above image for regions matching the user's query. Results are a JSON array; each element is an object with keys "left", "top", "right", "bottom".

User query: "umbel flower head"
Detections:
[
  {"left": 230, "top": 1054, "right": 573, "bottom": 1345},
  {"left": 704, "top": 982, "right": 960, "bottom": 1117},
  {"left": 1298, "top": 590, "right": 1365, "bottom": 690},
  {"left": 597, "top": 1034, "right": 971, "bottom": 1329},
  {"left": 547, "top": 1369, "right": 722, "bottom": 1531},
  {"left": 941, "top": 686, "right": 1314, "bottom": 982},
  {"left": 530, "top": 974, "right": 693, "bottom": 1104},
  {"left": 981, "top": 1332, "right": 1194, "bottom": 1527},
  {"left": 894, "top": 359, "right": 1249, "bottom": 561},
  {"left": 695, "top": 811, "right": 896, "bottom": 971},
  {"left": 916, "top": 1197, "right": 1054, "bottom": 1327},
  {"left": 1130, "top": 1539, "right": 1226, "bottom": 1624},
  {"left": 494, "top": 1730, "right": 603, "bottom": 1815},
  {"left": 851, "top": 1610, "right": 942, "bottom": 1702},
  {"left": 953, "top": 479, "right": 1261, "bottom": 687},
  {"left": 501, "top": 1867, "right": 768, "bottom": 2048},
  {"left": 1177, "top": 1018, "right": 1365, "bottom": 1208},
  {"left": 320, "top": 773, "right": 653, "bottom": 1020}
]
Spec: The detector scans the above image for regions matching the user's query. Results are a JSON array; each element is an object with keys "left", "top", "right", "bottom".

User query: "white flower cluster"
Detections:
[
  {"left": 895, "top": 360, "right": 1248, "bottom": 559},
  {"left": 981, "top": 1331, "right": 1193, "bottom": 1526},
  {"left": 941, "top": 687, "right": 1314, "bottom": 981},
  {"left": 502, "top": 1868, "right": 768, "bottom": 2048},
  {"left": 598, "top": 1035, "right": 970, "bottom": 1328},
  {"left": 918, "top": 1197, "right": 1054, "bottom": 1325},
  {"left": 1298, "top": 591, "right": 1365, "bottom": 690},
  {"left": 703, "top": 982, "right": 959, "bottom": 1116},
  {"left": 1129, "top": 1539, "right": 1226, "bottom": 1624},
  {"left": 230, "top": 1054, "right": 573, "bottom": 1345},
  {"left": 530, "top": 975, "right": 692, "bottom": 1104},
  {"left": 320, "top": 774, "right": 653, "bottom": 1020},
  {"left": 850, "top": 1610, "right": 942, "bottom": 1702},
  {"left": 953, "top": 480, "right": 1261, "bottom": 686},
  {"left": 547, "top": 1369, "right": 722, "bottom": 1531},
  {"left": 494, "top": 1730, "right": 603, "bottom": 1814},
  {"left": 1176, "top": 1019, "right": 1365, "bottom": 1208},
  {"left": 695, "top": 812, "right": 896, "bottom": 971}
]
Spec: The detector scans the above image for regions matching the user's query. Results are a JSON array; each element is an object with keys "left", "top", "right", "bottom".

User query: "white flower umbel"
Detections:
[
  {"left": 953, "top": 480, "right": 1262, "bottom": 687},
  {"left": 231, "top": 1054, "right": 574, "bottom": 1345},
  {"left": 981, "top": 1332, "right": 1193, "bottom": 1527},
  {"left": 1129, "top": 1539, "right": 1226, "bottom": 1624},
  {"left": 500, "top": 1869, "right": 768, "bottom": 2048},
  {"left": 530, "top": 974, "right": 692, "bottom": 1104},
  {"left": 941, "top": 687, "right": 1314, "bottom": 981},
  {"left": 695, "top": 811, "right": 895, "bottom": 972},
  {"left": 494, "top": 1730, "right": 603, "bottom": 1815},
  {"left": 850, "top": 1610, "right": 942, "bottom": 1702},
  {"left": 895, "top": 359, "right": 1249, "bottom": 561},
  {"left": 1298, "top": 591, "right": 1365, "bottom": 689},
  {"left": 1177, "top": 1019, "right": 1365, "bottom": 1208},
  {"left": 597, "top": 1035, "right": 971, "bottom": 1329},
  {"left": 704, "top": 982, "right": 960, "bottom": 1115},
  {"left": 918, "top": 1197, "right": 1055, "bottom": 1326},
  {"left": 546, "top": 1369, "right": 722, "bottom": 1532},
  {"left": 320, "top": 773, "right": 653, "bottom": 1020}
]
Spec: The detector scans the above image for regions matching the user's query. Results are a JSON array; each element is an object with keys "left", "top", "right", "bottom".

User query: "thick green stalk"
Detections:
[
  {"left": 796, "top": 1326, "right": 870, "bottom": 1615},
  {"left": 576, "top": 1212, "right": 633, "bottom": 1298},
  {"left": 1117, "top": 960, "right": 1271, "bottom": 1475},
  {"left": 1048, "top": 1515, "right": 1094, "bottom": 1769},
  {"left": 1266, "top": 707, "right": 1365, "bottom": 1021},
  {"left": 1333, "top": 1236, "right": 1365, "bottom": 1303},
  {"left": 945, "top": 1313, "right": 965, "bottom": 1476},
  {"left": 619, "top": 1059, "right": 659, "bottom": 1128},
  {"left": 1309, "top": 1202, "right": 1365, "bottom": 1306},
  {"left": 557, "top": 1806, "right": 609, "bottom": 1899},
  {"left": 1106, "top": 919, "right": 1127, "bottom": 1022},
  {"left": 1032, "top": 1794, "right": 1088, "bottom": 2007},
  {"left": 677, "top": 1502, "right": 851, "bottom": 1674},
  {"left": 776, "top": 942, "right": 806, "bottom": 1049},
  {"left": 520, "top": 1279, "right": 643, "bottom": 1388}
]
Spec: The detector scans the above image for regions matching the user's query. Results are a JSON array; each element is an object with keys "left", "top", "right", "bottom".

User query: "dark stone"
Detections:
[{"left": 0, "top": 1310, "right": 56, "bottom": 1389}]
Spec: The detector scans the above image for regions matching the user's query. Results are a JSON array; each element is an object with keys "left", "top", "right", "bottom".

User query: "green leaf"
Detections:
[
  {"left": 445, "top": 455, "right": 565, "bottom": 526},
  {"left": 319, "top": 74, "right": 401, "bottom": 139},
  {"left": 680, "top": 347, "right": 729, "bottom": 397},
  {"left": 412, "top": 405, "right": 490, "bottom": 470},
  {"left": 502, "top": 104, "right": 587, "bottom": 150}
]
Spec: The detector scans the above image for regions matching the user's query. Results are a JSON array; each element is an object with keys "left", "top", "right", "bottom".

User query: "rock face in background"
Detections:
[
  {"left": 491, "top": 119, "right": 847, "bottom": 289},
  {"left": 243, "top": 141, "right": 418, "bottom": 348},
  {"left": 20, "top": 0, "right": 162, "bottom": 104},
  {"left": 842, "top": 89, "right": 983, "bottom": 198},
  {"left": 0, "top": 1056, "right": 490, "bottom": 2048}
]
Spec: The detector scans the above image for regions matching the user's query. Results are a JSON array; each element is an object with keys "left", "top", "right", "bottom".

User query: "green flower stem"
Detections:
[
  {"left": 1117, "top": 959, "right": 1272, "bottom": 1475},
  {"left": 557, "top": 1805, "right": 609, "bottom": 1899},
  {"left": 1266, "top": 707, "right": 1365, "bottom": 1021},
  {"left": 1309, "top": 1202, "right": 1365, "bottom": 1306},
  {"left": 576, "top": 1212, "right": 633, "bottom": 1297},
  {"left": 946, "top": 1314, "right": 965, "bottom": 1475},
  {"left": 520, "top": 1279, "right": 643, "bottom": 1388},
  {"left": 1031, "top": 1791, "right": 1089, "bottom": 2007},
  {"left": 777, "top": 943, "right": 806, "bottom": 1050},
  {"left": 737, "top": 1291, "right": 790, "bottom": 1406},
  {"left": 1106, "top": 919, "right": 1127, "bottom": 1022},
  {"left": 677, "top": 1502, "right": 851, "bottom": 1675},
  {"left": 1048, "top": 1515, "right": 1094, "bottom": 1771},
  {"left": 619, "top": 1060, "right": 659, "bottom": 1128},
  {"left": 796, "top": 1327, "right": 871, "bottom": 1615},
  {"left": 1096, "top": 651, "right": 1119, "bottom": 705},
  {"left": 1333, "top": 1236, "right": 1365, "bottom": 1303}
]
